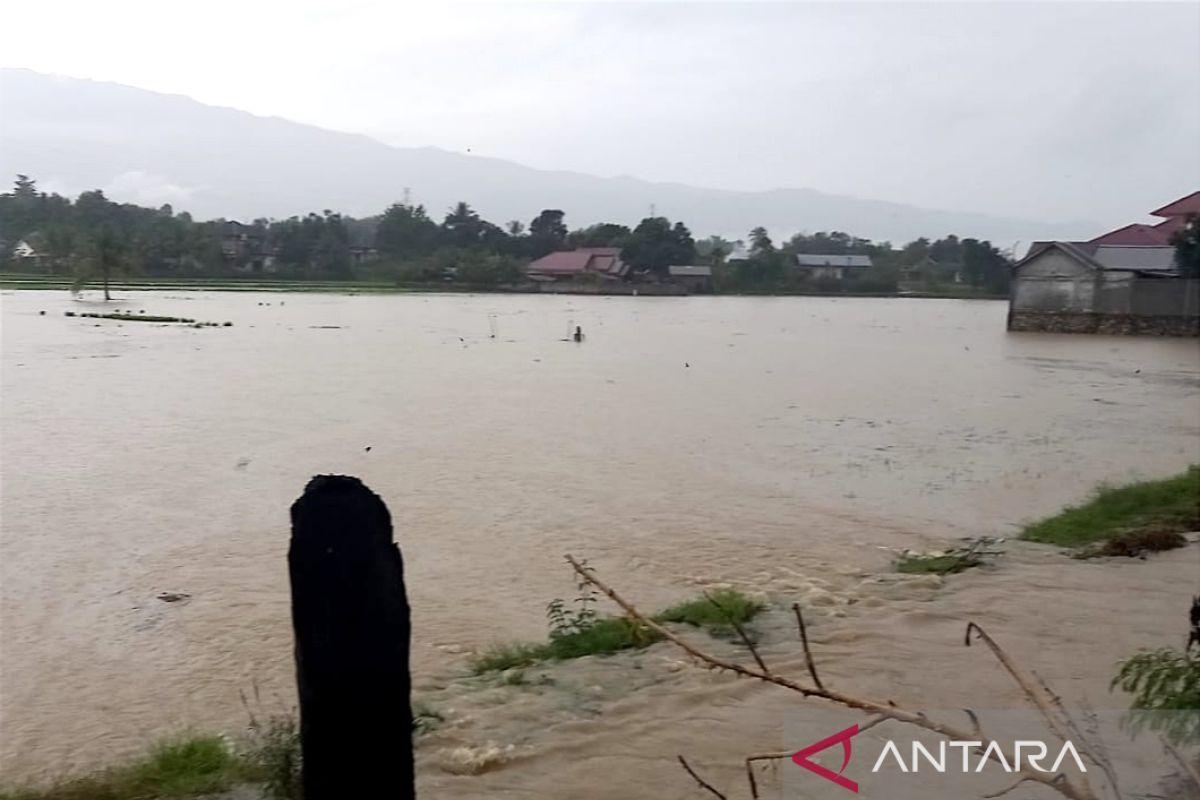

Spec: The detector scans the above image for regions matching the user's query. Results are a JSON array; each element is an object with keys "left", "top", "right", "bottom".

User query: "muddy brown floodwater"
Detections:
[{"left": 2, "top": 290, "right": 1198, "bottom": 795}]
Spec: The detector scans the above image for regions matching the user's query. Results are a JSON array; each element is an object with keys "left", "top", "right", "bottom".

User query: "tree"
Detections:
[
  {"left": 375, "top": 203, "right": 439, "bottom": 259},
  {"left": 621, "top": 216, "right": 697, "bottom": 276},
  {"left": 961, "top": 238, "right": 1012, "bottom": 293},
  {"left": 528, "top": 209, "right": 567, "bottom": 258},
  {"left": 749, "top": 227, "right": 774, "bottom": 257},
  {"left": 75, "top": 226, "right": 130, "bottom": 299},
  {"left": 1170, "top": 214, "right": 1200, "bottom": 277},
  {"left": 568, "top": 223, "right": 631, "bottom": 249},
  {"left": 696, "top": 235, "right": 732, "bottom": 266}
]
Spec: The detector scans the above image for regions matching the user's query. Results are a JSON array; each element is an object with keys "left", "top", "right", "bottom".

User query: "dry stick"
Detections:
[
  {"left": 1162, "top": 737, "right": 1200, "bottom": 792},
  {"left": 744, "top": 753, "right": 789, "bottom": 800},
  {"left": 791, "top": 602, "right": 825, "bottom": 692},
  {"left": 982, "top": 775, "right": 1040, "bottom": 799},
  {"left": 564, "top": 555, "right": 1101, "bottom": 800},
  {"left": 704, "top": 590, "right": 771, "bottom": 675},
  {"left": 963, "top": 619, "right": 1100, "bottom": 796},
  {"left": 677, "top": 755, "right": 727, "bottom": 800},
  {"left": 1033, "top": 675, "right": 1121, "bottom": 800}
]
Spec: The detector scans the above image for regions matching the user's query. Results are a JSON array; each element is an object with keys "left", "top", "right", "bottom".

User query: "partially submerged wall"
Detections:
[{"left": 1008, "top": 311, "right": 1200, "bottom": 336}]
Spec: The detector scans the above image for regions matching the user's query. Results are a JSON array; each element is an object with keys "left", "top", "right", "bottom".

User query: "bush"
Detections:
[
  {"left": 656, "top": 590, "right": 765, "bottom": 638},
  {"left": 1112, "top": 648, "right": 1200, "bottom": 745}
]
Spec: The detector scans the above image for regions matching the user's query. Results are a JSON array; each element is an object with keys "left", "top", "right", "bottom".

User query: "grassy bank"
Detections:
[
  {"left": 469, "top": 589, "right": 765, "bottom": 674},
  {"left": 1021, "top": 466, "right": 1199, "bottom": 553},
  {"left": 0, "top": 735, "right": 258, "bottom": 800}
]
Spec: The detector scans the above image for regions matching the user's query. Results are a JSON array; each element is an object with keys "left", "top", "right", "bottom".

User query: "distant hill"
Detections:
[{"left": 0, "top": 69, "right": 1090, "bottom": 244}]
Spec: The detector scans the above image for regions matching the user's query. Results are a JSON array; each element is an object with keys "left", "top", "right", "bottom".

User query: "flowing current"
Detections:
[{"left": 2, "top": 290, "right": 1198, "bottom": 794}]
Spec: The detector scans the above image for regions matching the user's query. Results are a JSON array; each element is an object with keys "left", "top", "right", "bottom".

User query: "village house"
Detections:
[
  {"left": 1008, "top": 191, "right": 1198, "bottom": 336},
  {"left": 10, "top": 238, "right": 48, "bottom": 271},
  {"left": 791, "top": 253, "right": 873, "bottom": 281},
  {"left": 526, "top": 247, "right": 630, "bottom": 282},
  {"left": 1089, "top": 191, "right": 1200, "bottom": 245},
  {"left": 1008, "top": 240, "right": 1197, "bottom": 336},
  {"left": 221, "top": 220, "right": 276, "bottom": 273},
  {"left": 667, "top": 265, "right": 713, "bottom": 293}
]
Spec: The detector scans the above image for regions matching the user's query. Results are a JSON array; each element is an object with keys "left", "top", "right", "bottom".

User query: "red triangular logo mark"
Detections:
[{"left": 791, "top": 723, "right": 859, "bottom": 793}]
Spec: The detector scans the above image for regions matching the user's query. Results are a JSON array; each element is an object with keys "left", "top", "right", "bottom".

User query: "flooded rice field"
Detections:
[{"left": 2, "top": 289, "right": 1198, "bottom": 794}]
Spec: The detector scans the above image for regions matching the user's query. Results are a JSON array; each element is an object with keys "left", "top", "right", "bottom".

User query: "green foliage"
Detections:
[
  {"left": 1021, "top": 466, "right": 1200, "bottom": 547},
  {"left": 0, "top": 735, "right": 249, "bottom": 800},
  {"left": 655, "top": 589, "right": 765, "bottom": 639},
  {"left": 375, "top": 203, "right": 439, "bottom": 259},
  {"left": 412, "top": 702, "right": 445, "bottom": 736},
  {"left": 895, "top": 553, "right": 980, "bottom": 574},
  {"left": 1112, "top": 648, "right": 1200, "bottom": 745},
  {"left": 621, "top": 216, "right": 696, "bottom": 276},
  {"left": 1082, "top": 528, "right": 1187, "bottom": 558},
  {"left": 468, "top": 618, "right": 661, "bottom": 674},
  {"left": 1171, "top": 213, "right": 1200, "bottom": 277},
  {"left": 567, "top": 222, "right": 631, "bottom": 249}
]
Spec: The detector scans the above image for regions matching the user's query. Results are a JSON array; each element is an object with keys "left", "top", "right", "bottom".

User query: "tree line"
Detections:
[{"left": 0, "top": 175, "right": 1016, "bottom": 294}]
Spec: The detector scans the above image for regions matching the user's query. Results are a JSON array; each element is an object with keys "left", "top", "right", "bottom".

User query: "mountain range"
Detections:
[{"left": 0, "top": 69, "right": 1092, "bottom": 246}]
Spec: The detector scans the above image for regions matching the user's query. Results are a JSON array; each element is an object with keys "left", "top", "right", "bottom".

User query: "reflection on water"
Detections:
[{"left": 2, "top": 290, "right": 1198, "bottom": 788}]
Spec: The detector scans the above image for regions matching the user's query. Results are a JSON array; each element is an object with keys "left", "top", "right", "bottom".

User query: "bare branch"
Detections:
[
  {"left": 792, "top": 602, "right": 825, "bottom": 691},
  {"left": 963, "top": 708, "right": 982, "bottom": 739},
  {"left": 566, "top": 555, "right": 1101, "bottom": 800},
  {"left": 677, "top": 755, "right": 727, "bottom": 800},
  {"left": 705, "top": 590, "right": 771, "bottom": 675},
  {"left": 744, "top": 752, "right": 789, "bottom": 800},
  {"left": 1162, "top": 736, "right": 1200, "bottom": 792}
]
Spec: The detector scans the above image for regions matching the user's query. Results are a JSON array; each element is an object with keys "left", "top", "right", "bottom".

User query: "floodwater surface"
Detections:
[{"left": 1, "top": 290, "right": 1198, "bottom": 794}]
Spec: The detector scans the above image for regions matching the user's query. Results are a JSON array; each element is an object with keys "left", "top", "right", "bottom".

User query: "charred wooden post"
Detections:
[{"left": 289, "top": 475, "right": 414, "bottom": 799}]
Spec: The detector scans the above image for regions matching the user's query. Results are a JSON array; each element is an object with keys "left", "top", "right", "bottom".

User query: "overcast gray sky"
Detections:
[{"left": 5, "top": 1, "right": 1198, "bottom": 226}]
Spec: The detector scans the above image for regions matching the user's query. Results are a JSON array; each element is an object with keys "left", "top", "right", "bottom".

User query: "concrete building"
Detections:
[
  {"left": 1008, "top": 241, "right": 1197, "bottom": 336},
  {"left": 667, "top": 265, "right": 713, "bottom": 292},
  {"left": 791, "top": 253, "right": 873, "bottom": 281}
]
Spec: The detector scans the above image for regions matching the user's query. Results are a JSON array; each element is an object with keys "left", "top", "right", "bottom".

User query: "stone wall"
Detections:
[{"left": 1008, "top": 311, "right": 1200, "bottom": 336}]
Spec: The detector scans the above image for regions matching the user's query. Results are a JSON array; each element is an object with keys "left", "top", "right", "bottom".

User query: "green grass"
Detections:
[
  {"left": 469, "top": 590, "right": 767, "bottom": 673},
  {"left": 894, "top": 553, "right": 981, "bottom": 575},
  {"left": 1021, "top": 466, "right": 1200, "bottom": 548},
  {"left": 655, "top": 589, "right": 765, "bottom": 638},
  {"left": 0, "top": 735, "right": 253, "bottom": 800},
  {"left": 469, "top": 617, "right": 661, "bottom": 673}
]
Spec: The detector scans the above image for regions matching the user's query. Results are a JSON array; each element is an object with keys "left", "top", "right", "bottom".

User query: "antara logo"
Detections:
[{"left": 791, "top": 725, "right": 1088, "bottom": 794}]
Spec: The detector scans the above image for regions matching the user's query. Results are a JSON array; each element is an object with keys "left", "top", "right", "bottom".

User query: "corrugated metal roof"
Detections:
[
  {"left": 1090, "top": 224, "right": 1171, "bottom": 246},
  {"left": 669, "top": 265, "right": 712, "bottom": 277},
  {"left": 1092, "top": 246, "right": 1176, "bottom": 271},
  {"left": 793, "top": 254, "right": 873, "bottom": 268}
]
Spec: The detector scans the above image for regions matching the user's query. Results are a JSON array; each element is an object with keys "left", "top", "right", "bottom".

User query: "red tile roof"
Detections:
[
  {"left": 528, "top": 248, "right": 628, "bottom": 277},
  {"left": 1150, "top": 191, "right": 1200, "bottom": 219},
  {"left": 1089, "top": 223, "right": 1172, "bottom": 246}
]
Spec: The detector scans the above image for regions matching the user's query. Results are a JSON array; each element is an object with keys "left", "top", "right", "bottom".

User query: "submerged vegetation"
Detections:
[
  {"left": 62, "top": 310, "right": 232, "bottom": 326},
  {"left": 469, "top": 583, "right": 766, "bottom": 674},
  {"left": 1021, "top": 466, "right": 1199, "bottom": 550}
]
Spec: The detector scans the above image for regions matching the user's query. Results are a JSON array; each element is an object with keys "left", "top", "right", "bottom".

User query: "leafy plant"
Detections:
[{"left": 1111, "top": 648, "right": 1200, "bottom": 745}]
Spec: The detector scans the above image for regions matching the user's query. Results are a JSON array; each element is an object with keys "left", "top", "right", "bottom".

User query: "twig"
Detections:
[
  {"left": 963, "top": 708, "right": 982, "bottom": 738},
  {"left": 1162, "top": 736, "right": 1200, "bottom": 792},
  {"left": 565, "top": 555, "right": 1102, "bottom": 800},
  {"left": 744, "top": 753, "right": 789, "bottom": 800},
  {"left": 677, "top": 755, "right": 727, "bottom": 800},
  {"left": 792, "top": 602, "right": 825, "bottom": 691},
  {"left": 705, "top": 590, "right": 771, "bottom": 675}
]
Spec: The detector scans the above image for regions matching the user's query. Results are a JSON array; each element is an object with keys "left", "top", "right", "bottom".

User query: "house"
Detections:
[
  {"left": 1090, "top": 190, "right": 1200, "bottom": 245},
  {"left": 349, "top": 246, "right": 379, "bottom": 266},
  {"left": 791, "top": 253, "right": 873, "bottom": 281},
  {"left": 724, "top": 242, "right": 751, "bottom": 262},
  {"left": 526, "top": 247, "right": 630, "bottom": 281},
  {"left": 11, "top": 239, "right": 48, "bottom": 270},
  {"left": 668, "top": 265, "right": 713, "bottom": 293},
  {"left": 221, "top": 221, "right": 276, "bottom": 273},
  {"left": 1008, "top": 241, "right": 1197, "bottom": 336}
]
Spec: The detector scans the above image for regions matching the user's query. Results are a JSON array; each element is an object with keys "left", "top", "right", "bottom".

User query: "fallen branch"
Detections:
[
  {"left": 565, "top": 554, "right": 1103, "bottom": 800},
  {"left": 677, "top": 755, "right": 727, "bottom": 800},
  {"left": 792, "top": 602, "right": 825, "bottom": 691},
  {"left": 705, "top": 590, "right": 771, "bottom": 675}
]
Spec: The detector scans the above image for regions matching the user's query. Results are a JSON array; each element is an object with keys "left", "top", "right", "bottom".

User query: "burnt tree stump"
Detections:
[{"left": 289, "top": 475, "right": 414, "bottom": 799}]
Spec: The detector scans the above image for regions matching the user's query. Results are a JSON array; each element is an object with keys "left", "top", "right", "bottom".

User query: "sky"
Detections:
[{"left": 3, "top": 1, "right": 1198, "bottom": 226}]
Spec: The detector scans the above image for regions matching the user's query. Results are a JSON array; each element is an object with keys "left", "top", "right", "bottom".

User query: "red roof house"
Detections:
[
  {"left": 527, "top": 247, "right": 629, "bottom": 280},
  {"left": 1091, "top": 190, "right": 1199, "bottom": 245}
]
